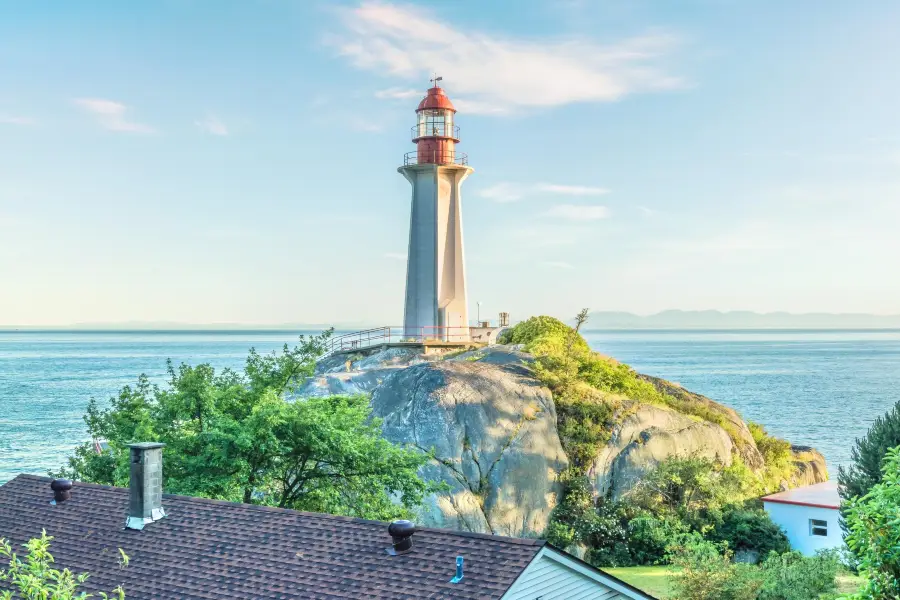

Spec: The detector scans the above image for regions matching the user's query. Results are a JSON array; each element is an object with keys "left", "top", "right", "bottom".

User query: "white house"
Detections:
[{"left": 761, "top": 480, "right": 844, "bottom": 556}]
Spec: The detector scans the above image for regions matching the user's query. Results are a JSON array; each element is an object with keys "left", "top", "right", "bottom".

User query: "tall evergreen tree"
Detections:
[{"left": 838, "top": 400, "right": 900, "bottom": 501}]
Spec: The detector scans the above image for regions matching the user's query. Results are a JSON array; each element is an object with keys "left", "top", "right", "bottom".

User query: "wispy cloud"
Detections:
[
  {"left": 384, "top": 252, "right": 407, "bottom": 260},
  {"left": 0, "top": 115, "right": 35, "bottom": 126},
  {"left": 478, "top": 183, "right": 527, "bottom": 203},
  {"left": 540, "top": 260, "right": 575, "bottom": 269},
  {"left": 478, "top": 181, "right": 609, "bottom": 203},
  {"left": 330, "top": 2, "right": 684, "bottom": 115},
  {"left": 537, "top": 183, "right": 609, "bottom": 196},
  {"left": 638, "top": 205, "right": 657, "bottom": 217},
  {"left": 375, "top": 87, "right": 421, "bottom": 100},
  {"left": 73, "top": 98, "right": 155, "bottom": 134},
  {"left": 544, "top": 204, "right": 610, "bottom": 220},
  {"left": 195, "top": 114, "right": 228, "bottom": 136}
]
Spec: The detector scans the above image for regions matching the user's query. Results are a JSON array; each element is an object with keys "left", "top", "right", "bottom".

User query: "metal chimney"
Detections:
[
  {"left": 125, "top": 442, "right": 166, "bottom": 530},
  {"left": 385, "top": 520, "right": 416, "bottom": 555}
]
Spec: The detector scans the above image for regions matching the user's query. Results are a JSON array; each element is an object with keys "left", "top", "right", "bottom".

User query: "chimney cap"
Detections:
[
  {"left": 386, "top": 520, "right": 416, "bottom": 555},
  {"left": 50, "top": 478, "right": 73, "bottom": 504},
  {"left": 50, "top": 478, "right": 73, "bottom": 492},
  {"left": 128, "top": 442, "right": 166, "bottom": 450}
]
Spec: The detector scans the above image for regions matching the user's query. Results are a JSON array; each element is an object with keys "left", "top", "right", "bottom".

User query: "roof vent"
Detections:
[
  {"left": 125, "top": 442, "right": 166, "bottom": 530},
  {"left": 450, "top": 556, "right": 464, "bottom": 583},
  {"left": 50, "top": 479, "right": 73, "bottom": 505},
  {"left": 385, "top": 520, "right": 416, "bottom": 555}
]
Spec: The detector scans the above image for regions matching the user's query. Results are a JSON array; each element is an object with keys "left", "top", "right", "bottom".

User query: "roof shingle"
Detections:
[{"left": 0, "top": 475, "right": 542, "bottom": 599}]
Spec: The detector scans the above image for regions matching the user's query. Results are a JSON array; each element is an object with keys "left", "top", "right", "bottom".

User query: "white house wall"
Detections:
[
  {"left": 502, "top": 548, "right": 652, "bottom": 600},
  {"left": 763, "top": 502, "right": 844, "bottom": 556}
]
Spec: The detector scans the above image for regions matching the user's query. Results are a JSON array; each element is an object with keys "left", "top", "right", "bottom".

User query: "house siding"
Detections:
[
  {"left": 502, "top": 554, "right": 628, "bottom": 600},
  {"left": 763, "top": 501, "right": 844, "bottom": 556}
]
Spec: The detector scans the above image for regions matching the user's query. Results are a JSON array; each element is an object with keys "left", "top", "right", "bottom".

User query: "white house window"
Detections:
[{"left": 810, "top": 519, "right": 828, "bottom": 536}]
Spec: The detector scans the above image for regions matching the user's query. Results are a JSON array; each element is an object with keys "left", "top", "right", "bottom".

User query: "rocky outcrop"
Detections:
[
  {"left": 296, "top": 344, "right": 828, "bottom": 537},
  {"left": 640, "top": 375, "right": 764, "bottom": 470},
  {"left": 787, "top": 445, "right": 829, "bottom": 489},
  {"left": 590, "top": 403, "right": 737, "bottom": 499},
  {"left": 369, "top": 358, "right": 568, "bottom": 537}
]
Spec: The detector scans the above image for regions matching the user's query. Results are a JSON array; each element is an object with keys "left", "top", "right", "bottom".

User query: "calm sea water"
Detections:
[{"left": 1, "top": 329, "right": 898, "bottom": 484}]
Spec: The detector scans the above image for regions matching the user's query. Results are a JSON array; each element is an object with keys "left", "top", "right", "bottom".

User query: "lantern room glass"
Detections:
[{"left": 416, "top": 109, "right": 454, "bottom": 138}]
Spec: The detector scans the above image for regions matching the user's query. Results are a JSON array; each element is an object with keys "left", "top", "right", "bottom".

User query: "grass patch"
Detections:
[
  {"left": 607, "top": 566, "right": 863, "bottom": 598},
  {"left": 836, "top": 572, "right": 866, "bottom": 595},
  {"left": 605, "top": 565, "right": 678, "bottom": 598}
]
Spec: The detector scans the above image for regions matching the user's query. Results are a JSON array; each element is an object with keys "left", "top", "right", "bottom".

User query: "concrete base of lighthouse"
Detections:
[{"left": 399, "top": 163, "right": 473, "bottom": 342}]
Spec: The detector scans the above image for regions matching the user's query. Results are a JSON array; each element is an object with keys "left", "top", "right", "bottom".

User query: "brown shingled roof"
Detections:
[{"left": 0, "top": 474, "right": 542, "bottom": 599}]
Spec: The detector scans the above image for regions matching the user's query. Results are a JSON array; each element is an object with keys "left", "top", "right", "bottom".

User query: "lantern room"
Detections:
[{"left": 405, "top": 78, "right": 466, "bottom": 166}]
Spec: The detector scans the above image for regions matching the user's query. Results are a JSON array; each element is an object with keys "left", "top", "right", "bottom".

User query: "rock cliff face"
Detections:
[
  {"left": 370, "top": 359, "right": 568, "bottom": 537},
  {"left": 590, "top": 403, "right": 737, "bottom": 499},
  {"left": 296, "top": 345, "right": 828, "bottom": 537}
]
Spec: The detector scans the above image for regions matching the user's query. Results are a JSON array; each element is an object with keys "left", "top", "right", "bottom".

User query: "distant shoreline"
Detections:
[{"left": 2, "top": 328, "right": 900, "bottom": 334}]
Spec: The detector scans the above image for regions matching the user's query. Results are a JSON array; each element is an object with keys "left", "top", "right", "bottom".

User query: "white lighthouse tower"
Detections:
[{"left": 400, "top": 79, "right": 473, "bottom": 342}]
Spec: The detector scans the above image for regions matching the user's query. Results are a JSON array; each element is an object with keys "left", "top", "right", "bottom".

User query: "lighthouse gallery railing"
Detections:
[
  {"left": 325, "top": 326, "right": 473, "bottom": 355},
  {"left": 403, "top": 151, "right": 468, "bottom": 166}
]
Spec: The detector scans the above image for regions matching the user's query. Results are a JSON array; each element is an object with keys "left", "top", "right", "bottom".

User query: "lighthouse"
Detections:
[{"left": 400, "top": 78, "right": 473, "bottom": 342}]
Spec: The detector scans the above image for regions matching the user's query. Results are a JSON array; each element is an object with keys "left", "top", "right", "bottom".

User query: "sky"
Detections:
[{"left": 1, "top": 0, "right": 899, "bottom": 326}]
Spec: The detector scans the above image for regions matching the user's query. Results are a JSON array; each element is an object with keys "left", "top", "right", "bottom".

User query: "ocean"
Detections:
[{"left": 1, "top": 329, "right": 899, "bottom": 484}]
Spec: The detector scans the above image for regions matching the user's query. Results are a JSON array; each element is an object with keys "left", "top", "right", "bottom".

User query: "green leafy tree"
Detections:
[
  {"left": 707, "top": 508, "right": 791, "bottom": 558},
  {"left": 0, "top": 530, "right": 127, "bottom": 599},
  {"left": 55, "top": 332, "right": 432, "bottom": 520},
  {"left": 839, "top": 400, "right": 900, "bottom": 501},
  {"left": 843, "top": 445, "right": 900, "bottom": 599}
]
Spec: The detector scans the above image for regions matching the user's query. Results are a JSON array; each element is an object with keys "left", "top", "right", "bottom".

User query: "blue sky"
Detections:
[{"left": 1, "top": 0, "right": 898, "bottom": 326}]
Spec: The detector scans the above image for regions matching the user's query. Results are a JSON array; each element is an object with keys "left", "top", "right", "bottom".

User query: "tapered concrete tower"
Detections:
[{"left": 400, "top": 79, "right": 473, "bottom": 341}]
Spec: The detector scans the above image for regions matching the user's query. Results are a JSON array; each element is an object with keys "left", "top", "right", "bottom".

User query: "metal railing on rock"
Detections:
[{"left": 325, "top": 326, "right": 473, "bottom": 355}]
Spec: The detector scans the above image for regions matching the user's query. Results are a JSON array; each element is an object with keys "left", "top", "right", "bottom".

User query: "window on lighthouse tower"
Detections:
[{"left": 417, "top": 108, "right": 453, "bottom": 138}]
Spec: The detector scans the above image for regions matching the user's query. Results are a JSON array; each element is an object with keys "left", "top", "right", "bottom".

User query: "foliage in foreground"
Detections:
[
  {"left": 843, "top": 445, "right": 900, "bottom": 600},
  {"left": 55, "top": 332, "right": 433, "bottom": 521},
  {"left": 668, "top": 538, "right": 841, "bottom": 600},
  {"left": 0, "top": 530, "right": 127, "bottom": 599}
]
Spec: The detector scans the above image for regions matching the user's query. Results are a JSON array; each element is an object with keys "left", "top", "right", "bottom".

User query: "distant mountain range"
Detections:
[
  {"left": 5, "top": 311, "right": 900, "bottom": 332},
  {"left": 0, "top": 321, "right": 373, "bottom": 332},
  {"left": 584, "top": 310, "right": 900, "bottom": 330}
]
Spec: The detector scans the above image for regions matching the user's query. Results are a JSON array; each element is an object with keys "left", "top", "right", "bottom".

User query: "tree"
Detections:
[
  {"left": 838, "top": 400, "right": 900, "bottom": 501},
  {"left": 843, "top": 445, "right": 900, "bottom": 599},
  {"left": 55, "top": 332, "right": 433, "bottom": 521},
  {"left": 0, "top": 530, "right": 127, "bottom": 599}
]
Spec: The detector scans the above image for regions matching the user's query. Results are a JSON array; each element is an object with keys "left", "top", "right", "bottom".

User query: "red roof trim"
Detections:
[{"left": 761, "top": 497, "right": 840, "bottom": 510}]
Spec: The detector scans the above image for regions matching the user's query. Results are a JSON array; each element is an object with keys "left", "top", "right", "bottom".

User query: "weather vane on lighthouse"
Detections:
[{"left": 399, "top": 78, "right": 473, "bottom": 342}]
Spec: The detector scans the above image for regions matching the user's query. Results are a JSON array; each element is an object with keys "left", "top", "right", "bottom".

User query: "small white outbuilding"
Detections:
[{"left": 761, "top": 480, "right": 844, "bottom": 556}]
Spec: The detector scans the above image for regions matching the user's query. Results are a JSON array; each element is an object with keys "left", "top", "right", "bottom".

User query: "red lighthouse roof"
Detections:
[{"left": 417, "top": 86, "right": 456, "bottom": 112}]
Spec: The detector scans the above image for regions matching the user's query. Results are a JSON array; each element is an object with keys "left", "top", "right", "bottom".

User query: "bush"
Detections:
[
  {"left": 668, "top": 538, "right": 764, "bottom": 600},
  {"left": 708, "top": 508, "right": 790, "bottom": 558},
  {"left": 757, "top": 550, "right": 841, "bottom": 600},
  {"left": 843, "top": 445, "right": 900, "bottom": 599},
  {"left": 627, "top": 513, "right": 691, "bottom": 565},
  {"left": 839, "top": 400, "right": 900, "bottom": 502}
]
